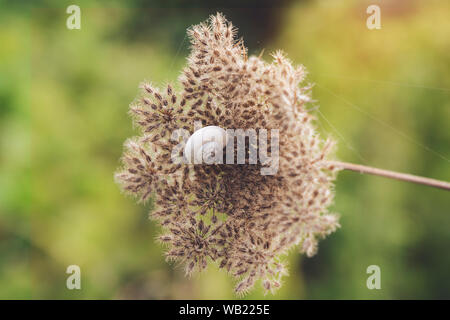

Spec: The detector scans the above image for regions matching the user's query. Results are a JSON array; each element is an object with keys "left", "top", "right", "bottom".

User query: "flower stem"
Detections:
[{"left": 327, "top": 160, "right": 450, "bottom": 191}]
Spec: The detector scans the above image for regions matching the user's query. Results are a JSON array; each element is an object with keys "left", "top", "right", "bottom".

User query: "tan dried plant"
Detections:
[{"left": 115, "top": 13, "right": 450, "bottom": 295}]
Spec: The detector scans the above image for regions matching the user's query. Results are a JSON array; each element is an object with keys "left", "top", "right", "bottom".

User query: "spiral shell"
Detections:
[{"left": 184, "top": 126, "right": 227, "bottom": 164}]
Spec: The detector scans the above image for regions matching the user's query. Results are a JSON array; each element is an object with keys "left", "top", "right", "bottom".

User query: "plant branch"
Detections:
[{"left": 327, "top": 160, "right": 450, "bottom": 191}]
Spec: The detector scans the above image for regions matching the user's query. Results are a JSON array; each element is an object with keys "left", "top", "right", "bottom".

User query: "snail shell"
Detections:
[{"left": 184, "top": 126, "right": 227, "bottom": 164}]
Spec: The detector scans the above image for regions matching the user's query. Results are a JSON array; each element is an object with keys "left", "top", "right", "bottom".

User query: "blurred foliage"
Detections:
[{"left": 0, "top": 0, "right": 449, "bottom": 299}]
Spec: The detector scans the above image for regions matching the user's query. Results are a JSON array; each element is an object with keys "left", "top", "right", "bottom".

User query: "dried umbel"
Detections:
[{"left": 115, "top": 13, "right": 340, "bottom": 295}]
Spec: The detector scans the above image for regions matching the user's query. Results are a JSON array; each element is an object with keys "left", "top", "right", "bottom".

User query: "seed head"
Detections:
[{"left": 115, "top": 13, "right": 341, "bottom": 295}]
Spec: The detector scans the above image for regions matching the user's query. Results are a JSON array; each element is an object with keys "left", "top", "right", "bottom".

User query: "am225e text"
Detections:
[{"left": 179, "top": 304, "right": 270, "bottom": 317}]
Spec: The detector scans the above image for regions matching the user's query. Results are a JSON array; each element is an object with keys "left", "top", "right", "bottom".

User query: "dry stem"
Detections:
[{"left": 327, "top": 161, "right": 450, "bottom": 191}]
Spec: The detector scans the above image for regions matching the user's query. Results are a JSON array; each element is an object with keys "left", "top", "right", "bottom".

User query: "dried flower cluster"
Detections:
[{"left": 115, "top": 13, "right": 340, "bottom": 295}]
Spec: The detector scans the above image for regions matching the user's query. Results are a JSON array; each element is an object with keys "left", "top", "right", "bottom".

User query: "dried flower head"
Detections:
[{"left": 115, "top": 13, "right": 341, "bottom": 295}]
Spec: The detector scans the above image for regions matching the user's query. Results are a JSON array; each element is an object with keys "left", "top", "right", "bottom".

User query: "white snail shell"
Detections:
[{"left": 184, "top": 126, "right": 227, "bottom": 164}]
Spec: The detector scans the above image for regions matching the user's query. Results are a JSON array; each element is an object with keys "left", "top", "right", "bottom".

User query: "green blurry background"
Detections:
[{"left": 0, "top": 0, "right": 449, "bottom": 299}]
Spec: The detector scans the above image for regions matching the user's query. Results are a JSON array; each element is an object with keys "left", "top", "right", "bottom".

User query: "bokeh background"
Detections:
[{"left": 1, "top": 0, "right": 449, "bottom": 299}]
